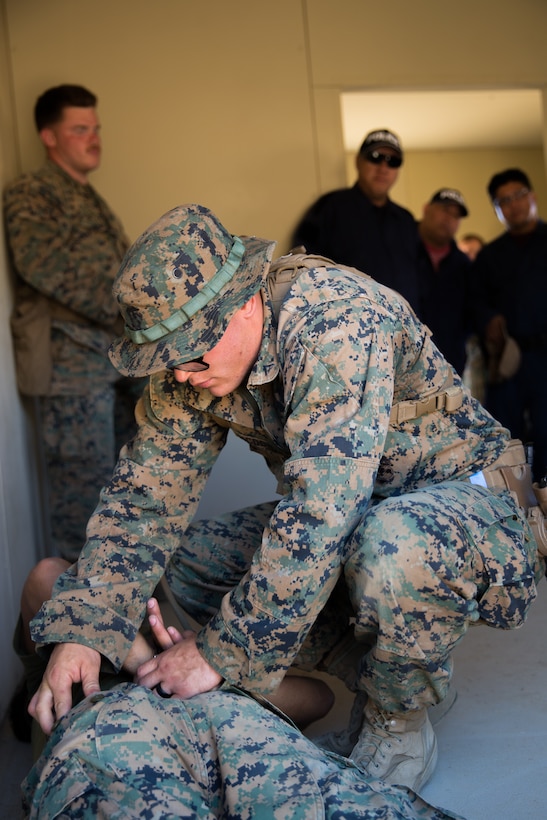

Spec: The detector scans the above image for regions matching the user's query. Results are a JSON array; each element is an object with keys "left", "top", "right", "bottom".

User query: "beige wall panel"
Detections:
[
  {"left": 5, "top": 0, "right": 316, "bottom": 251},
  {"left": 306, "top": 0, "right": 547, "bottom": 87}
]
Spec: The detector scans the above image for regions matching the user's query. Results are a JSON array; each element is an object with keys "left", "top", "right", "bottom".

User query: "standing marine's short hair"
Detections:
[
  {"left": 34, "top": 84, "right": 97, "bottom": 131},
  {"left": 487, "top": 168, "right": 532, "bottom": 201}
]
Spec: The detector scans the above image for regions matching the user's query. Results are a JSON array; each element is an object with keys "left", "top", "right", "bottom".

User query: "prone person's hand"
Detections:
[{"left": 28, "top": 642, "right": 101, "bottom": 735}]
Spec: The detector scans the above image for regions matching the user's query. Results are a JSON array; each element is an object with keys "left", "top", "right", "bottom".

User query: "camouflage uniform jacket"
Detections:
[
  {"left": 31, "top": 266, "right": 509, "bottom": 693},
  {"left": 3, "top": 160, "right": 129, "bottom": 392}
]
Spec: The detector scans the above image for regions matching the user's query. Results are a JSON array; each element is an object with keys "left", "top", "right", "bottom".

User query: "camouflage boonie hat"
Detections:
[{"left": 109, "top": 204, "right": 277, "bottom": 377}]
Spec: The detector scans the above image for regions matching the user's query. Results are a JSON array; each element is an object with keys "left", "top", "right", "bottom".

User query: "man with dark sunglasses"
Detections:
[{"left": 292, "top": 128, "right": 421, "bottom": 314}]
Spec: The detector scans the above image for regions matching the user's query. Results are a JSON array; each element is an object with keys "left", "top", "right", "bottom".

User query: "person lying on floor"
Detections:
[{"left": 23, "top": 601, "right": 463, "bottom": 820}]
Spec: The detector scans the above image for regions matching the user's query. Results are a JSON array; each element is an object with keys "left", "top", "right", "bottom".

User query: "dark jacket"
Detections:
[
  {"left": 293, "top": 184, "right": 421, "bottom": 315},
  {"left": 416, "top": 237, "right": 471, "bottom": 375}
]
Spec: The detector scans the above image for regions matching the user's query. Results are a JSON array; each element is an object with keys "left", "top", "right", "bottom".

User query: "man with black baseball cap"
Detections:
[
  {"left": 293, "top": 128, "right": 421, "bottom": 313},
  {"left": 417, "top": 188, "right": 472, "bottom": 375}
]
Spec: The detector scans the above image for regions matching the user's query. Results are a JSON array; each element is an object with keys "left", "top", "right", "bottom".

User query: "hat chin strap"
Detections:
[{"left": 125, "top": 236, "right": 245, "bottom": 345}]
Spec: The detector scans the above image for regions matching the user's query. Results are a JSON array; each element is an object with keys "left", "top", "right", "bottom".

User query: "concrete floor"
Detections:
[{"left": 2, "top": 586, "right": 546, "bottom": 819}]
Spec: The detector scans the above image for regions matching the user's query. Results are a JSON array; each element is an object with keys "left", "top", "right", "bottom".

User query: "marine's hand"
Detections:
[
  {"left": 28, "top": 643, "right": 101, "bottom": 735},
  {"left": 136, "top": 598, "right": 222, "bottom": 697}
]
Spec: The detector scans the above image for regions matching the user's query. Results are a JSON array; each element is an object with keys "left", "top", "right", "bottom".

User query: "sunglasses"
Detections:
[
  {"left": 174, "top": 356, "right": 209, "bottom": 372},
  {"left": 365, "top": 150, "right": 402, "bottom": 169}
]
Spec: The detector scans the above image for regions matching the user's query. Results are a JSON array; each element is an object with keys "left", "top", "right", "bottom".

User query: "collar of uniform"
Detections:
[
  {"left": 247, "top": 291, "right": 280, "bottom": 387},
  {"left": 45, "top": 158, "right": 88, "bottom": 190}
]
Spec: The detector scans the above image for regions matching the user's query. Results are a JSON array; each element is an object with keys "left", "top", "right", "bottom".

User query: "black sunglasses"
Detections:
[
  {"left": 174, "top": 356, "right": 209, "bottom": 372},
  {"left": 365, "top": 150, "right": 402, "bottom": 169}
]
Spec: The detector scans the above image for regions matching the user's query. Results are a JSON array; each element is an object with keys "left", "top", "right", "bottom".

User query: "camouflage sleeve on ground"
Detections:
[
  {"left": 30, "top": 373, "right": 229, "bottom": 667},
  {"left": 22, "top": 683, "right": 464, "bottom": 820},
  {"left": 3, "top": 164, "right": 124, "bottom": 325}
]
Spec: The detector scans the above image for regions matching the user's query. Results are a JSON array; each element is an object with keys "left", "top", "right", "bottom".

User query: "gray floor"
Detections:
[{"left": 2, "top": 587, "right": 546, "bottom": 819}]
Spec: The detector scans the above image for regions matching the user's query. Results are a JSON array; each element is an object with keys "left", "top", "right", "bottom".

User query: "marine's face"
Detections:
[
  {"left": 41, "top": 106, "right": 101, "bottom": 183},
  {"left": 172, "top": 294, "right": 264, "bottom": 397}
]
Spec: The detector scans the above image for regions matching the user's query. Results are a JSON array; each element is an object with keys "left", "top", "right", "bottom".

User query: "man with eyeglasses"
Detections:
[
  {"left": 292, "top": 129, "right": 421, "bottom": 314},
  {"left": 22, "top": 205, "right": 543, "bottom": 798},
  {"left": 471, "top": 168, "right": 547, "bottom": 483}
]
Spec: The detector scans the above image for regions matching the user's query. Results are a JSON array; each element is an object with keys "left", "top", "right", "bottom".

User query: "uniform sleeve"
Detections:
[
  {"left": 30, "top": 373, "right": 229, "bottom": 667},
  {"left": 197, "top": 297, "right": 395, "bottom": 693},
  {"left": 3, "top": 174, "right": 121, "bottom": 326}
]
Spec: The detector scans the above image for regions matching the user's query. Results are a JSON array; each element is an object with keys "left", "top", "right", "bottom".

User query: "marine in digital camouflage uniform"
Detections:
[
  {"left": 3, "top": 85, "right": 144, "bottom": 562},
  {"left": 28, "top": 204, "right": 544, "bottom": 795},
  {"left": 22, "top": 683, "right": 464, "bottom": 819}
]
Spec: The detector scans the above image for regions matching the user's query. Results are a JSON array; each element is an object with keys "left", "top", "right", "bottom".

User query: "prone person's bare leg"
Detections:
[{"left": 268, "top": 673, "right": 334, "bottom": 729}]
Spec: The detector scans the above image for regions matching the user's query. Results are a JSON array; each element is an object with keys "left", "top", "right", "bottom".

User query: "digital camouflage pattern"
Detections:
[
  {"left": 3, "top": 161, "right": 143, "bottom": 560},
  {"left": 22, "top": 683, "right": 464, "bottom": 819},
  {"left": 30, "top": 256, "right": 543, "bottom": 708},
  {"left": 110, "top": 204, "right": 276, "bottom": 377}
]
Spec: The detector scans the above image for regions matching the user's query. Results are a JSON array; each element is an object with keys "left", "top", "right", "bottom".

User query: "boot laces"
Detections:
[{"left": 355, "top": 708, "right": 403, "bottom": 766}]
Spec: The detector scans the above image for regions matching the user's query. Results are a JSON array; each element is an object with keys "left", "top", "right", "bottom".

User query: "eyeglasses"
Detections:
[
  {"left": 365, "top": 150, "right": 402, "bottom": 169},
  {"left": 494, "top": 188, "right": 530, "bottom": 208},
  {"left": 173, "top": 356, "right": 209, "bottom": 372}
]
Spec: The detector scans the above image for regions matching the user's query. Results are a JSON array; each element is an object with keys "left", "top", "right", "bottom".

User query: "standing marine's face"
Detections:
[{"left": 41, "top": 106, "right": 102, "bottom": 183}]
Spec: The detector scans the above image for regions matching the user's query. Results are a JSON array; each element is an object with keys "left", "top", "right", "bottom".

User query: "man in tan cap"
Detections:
[{"left": 22, "top": 204, "right": 543, "bottom": 794}]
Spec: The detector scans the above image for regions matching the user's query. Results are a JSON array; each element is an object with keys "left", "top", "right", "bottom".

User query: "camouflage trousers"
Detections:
[
  {"left": 167, "top": 481, "right": 542, "bottom": 712},
  {"left": 22, "top": 682, "right": 463, "bottom": 819},
  {"left": 39, "top": 331, "right": 145, "bottom": 562}
]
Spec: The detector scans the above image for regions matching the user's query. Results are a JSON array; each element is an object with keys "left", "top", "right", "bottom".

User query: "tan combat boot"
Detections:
[{"left": 349, "top": 699, "right": 438, "bottom": 791}]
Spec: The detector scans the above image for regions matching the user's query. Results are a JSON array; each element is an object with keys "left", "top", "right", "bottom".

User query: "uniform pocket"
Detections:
[{"left": 458, "top": 489, "right": 537, "bottom": 629}]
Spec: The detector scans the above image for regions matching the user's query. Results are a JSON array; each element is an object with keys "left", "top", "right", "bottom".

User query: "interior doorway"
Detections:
[{"left": 339, "top": 88, "right": 545, "bottom": 241}]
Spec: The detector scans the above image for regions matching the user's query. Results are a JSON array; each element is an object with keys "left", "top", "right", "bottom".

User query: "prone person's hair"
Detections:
[
  {"left": 487, "top": 168, "right": 532, "bottom": 201},
  {"left": 34, "top": 84, "right": 97, "bottom": 131}
]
